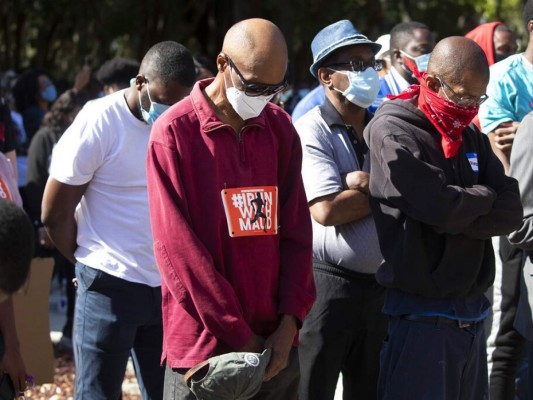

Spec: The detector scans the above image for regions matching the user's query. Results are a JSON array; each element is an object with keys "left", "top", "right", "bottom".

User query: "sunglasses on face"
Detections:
[
  {"left": 223, "top": 54, "right": 288, "bottom": 97},
  {"left": 325, "top": 59, "right": 384, "bottom": 73}
]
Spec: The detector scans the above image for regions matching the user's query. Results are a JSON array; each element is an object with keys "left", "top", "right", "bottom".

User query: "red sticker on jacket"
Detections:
[{"left": 221, "top": 186, "right": 278, "bottom": 237}]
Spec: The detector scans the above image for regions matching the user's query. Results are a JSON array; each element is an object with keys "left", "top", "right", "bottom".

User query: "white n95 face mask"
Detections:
[
  {"left": 333, "top": 67, "right": 381, "bottom": 108},
  {"left": 224, "top": 70, "right": 273, "bottom": 120}
]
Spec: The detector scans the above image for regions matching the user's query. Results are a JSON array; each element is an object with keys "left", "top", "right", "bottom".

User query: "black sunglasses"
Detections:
[
  {"left": 223, "top": 54, "right": 288, "bottom": 97},
  {"left": 325, "top": 59, "right": 384, "bottom": 73}
]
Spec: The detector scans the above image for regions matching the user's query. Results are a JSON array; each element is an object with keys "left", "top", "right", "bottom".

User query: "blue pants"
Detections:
[
  {"left": 74, "top": 263, "right": 164, "bottom": 400},
  {"left": 378, "top": 316, "right": 488, "bottom": 400}
]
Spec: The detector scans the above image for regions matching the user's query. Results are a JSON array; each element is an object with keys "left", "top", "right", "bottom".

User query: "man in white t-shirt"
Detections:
[{"left": 41, "top": 41, "right": 196, "bottom": 400}]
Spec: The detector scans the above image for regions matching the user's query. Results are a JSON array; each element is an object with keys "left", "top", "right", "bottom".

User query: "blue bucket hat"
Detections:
[{"left": 310, "top": 20, "right": 382, "bottom": 78}]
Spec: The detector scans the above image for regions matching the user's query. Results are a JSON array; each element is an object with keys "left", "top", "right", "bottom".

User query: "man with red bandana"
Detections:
[{"left": 364, "top": 36, "right": 522, "bottom": 399}]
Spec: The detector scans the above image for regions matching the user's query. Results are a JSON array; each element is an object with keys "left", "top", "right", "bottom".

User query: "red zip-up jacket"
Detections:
[{"left": 147, "top": 79, "right": 315, "bottom": 368}]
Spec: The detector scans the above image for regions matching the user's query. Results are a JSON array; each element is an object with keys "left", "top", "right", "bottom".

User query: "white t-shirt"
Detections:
[{"left": 50, "top": 90, "right": 160, "bottom": 286}]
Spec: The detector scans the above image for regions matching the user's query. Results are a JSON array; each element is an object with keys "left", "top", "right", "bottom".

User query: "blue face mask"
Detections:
[
  {"left": 400, "top": 51, "right": 431, "bottom": 73},
  {"left": 332, "top": 67, "right": 381, "bottom": 108},
  {"left": 41, "top": 84, "right": 57, "bottom": 103},
  {"left": 138, "top": 81, "right": 170, "bottom": 126}
]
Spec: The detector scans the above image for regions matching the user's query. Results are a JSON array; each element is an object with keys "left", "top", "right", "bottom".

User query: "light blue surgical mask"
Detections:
[
  {"left": 332, "top": 67, "right": 381, "bottom": 108},
  {"left": 400, "top": 50, "right": 431, "bottom": 72},
  {"left": 41, "top": 84, "right": 57, "bottom": 103},
  {"left": 139, "top": 81, "right": 170, "bottom": 125}
]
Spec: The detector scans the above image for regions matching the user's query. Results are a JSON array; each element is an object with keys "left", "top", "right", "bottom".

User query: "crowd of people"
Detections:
[{"left": 0, "top": 2, "right": 532, "bottom": 399}]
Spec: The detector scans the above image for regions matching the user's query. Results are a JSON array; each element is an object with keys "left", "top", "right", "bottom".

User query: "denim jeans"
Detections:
[
  {"left": 378, "top": 316, "right": 488, "bottom": 400},
  {"left": 163, "top": 347, "right": 300, "bottom": 400},
  {"left": 74, "top": 263, "right": 165, "bottom": 400}
]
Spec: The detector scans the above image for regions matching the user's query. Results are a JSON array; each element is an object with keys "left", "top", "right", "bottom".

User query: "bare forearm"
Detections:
[
  {"left": 488, "top": 132, "right": 510, "bottom": 174},
  {"left": 0, "top": 298, "right": 28, "bottom": 393},
  {"left": 263, "top": 314, "right": 298, "bottom": 381},
  {"left": 42, "top": 202, "right": 79, "bottom": 264},
  {"left": 0, "top": 299, "right": 20, "bottom": 350},
  {"left": 278, "top": 314, "right": 298, "bottom": 333},
  {"left": 43, "top": 219, "right": 77, "bottom": 264},
  {"left": 42, "top": 179, "right": 87, "bottom": 264},
  {"left": 331, "top": 190, "right": 371, "bottom": 224},
  {"left": 310, "top": 190, "right": 371, "bottom": 226}
]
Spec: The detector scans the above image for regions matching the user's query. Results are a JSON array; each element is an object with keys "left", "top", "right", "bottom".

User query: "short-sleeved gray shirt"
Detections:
[{"left": 294, "top": 98, "right": 382, "bottom": 274}]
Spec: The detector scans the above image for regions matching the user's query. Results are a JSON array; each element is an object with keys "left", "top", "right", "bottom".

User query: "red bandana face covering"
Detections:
[{"left": 388, "top": 58, "right": 479, "bottom": 158}]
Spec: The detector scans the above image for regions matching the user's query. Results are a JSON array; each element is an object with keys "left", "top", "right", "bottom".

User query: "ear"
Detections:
[
  {"left": 134, "top": 74, "right": 145, "bottom": 91},
  {"left": 216, "top": 54, "right": 228, "bottom": 73},
  {"left": 528, "top": 20, "right": 533, "bottom": 35},
  {"left": 392, "top": 49, "right": 402, "bottom": 63},
  {"left": 317, "top": 67, "right": 333, "bottom": 87},
  {"left": 425, "top": 75, "right": 440, "bottom": 92}
]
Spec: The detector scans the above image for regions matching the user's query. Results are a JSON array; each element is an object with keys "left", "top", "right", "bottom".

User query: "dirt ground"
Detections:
[{"left": 22, "top": 347, "right": 141, "bottom": 400}]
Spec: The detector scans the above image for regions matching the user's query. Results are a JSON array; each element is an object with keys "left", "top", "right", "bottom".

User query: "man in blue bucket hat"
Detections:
[{"left": 295, "top": 20, "right": 387, "bottom": 400}]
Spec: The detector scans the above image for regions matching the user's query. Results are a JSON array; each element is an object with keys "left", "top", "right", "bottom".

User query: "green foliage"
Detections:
[{"left": 0, "top": 0, "right": 527, "bottom": 88}]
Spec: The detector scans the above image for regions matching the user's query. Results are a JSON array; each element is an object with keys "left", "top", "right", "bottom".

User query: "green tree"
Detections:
[{"left": 0, "top": 0, "right": 527, "bottom": 89}]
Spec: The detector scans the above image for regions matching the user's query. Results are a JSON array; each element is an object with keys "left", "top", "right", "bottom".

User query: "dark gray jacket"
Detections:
[{"left": 364, "top": 99, "right": 523, "bottom": 299}]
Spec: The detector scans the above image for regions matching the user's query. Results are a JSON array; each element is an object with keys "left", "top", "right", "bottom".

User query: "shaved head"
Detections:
[
  {"left": 206, "top": 18, "right": 288, "bottom": 124},
  {"left": 428, "top": 37, "right": 489, "bottom": 85},
  {"left": 221, "top": 18, "right": 288, "bottom": 83}
]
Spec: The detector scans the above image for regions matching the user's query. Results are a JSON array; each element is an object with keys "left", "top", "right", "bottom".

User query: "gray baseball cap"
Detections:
[{"left": 184, "top": 349, "right": 272, "bottom": 400}]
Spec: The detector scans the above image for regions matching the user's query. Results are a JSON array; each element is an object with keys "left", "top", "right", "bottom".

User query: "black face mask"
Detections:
[{"left": 494, "top": 53, "right": 508, "bottom": 63}]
